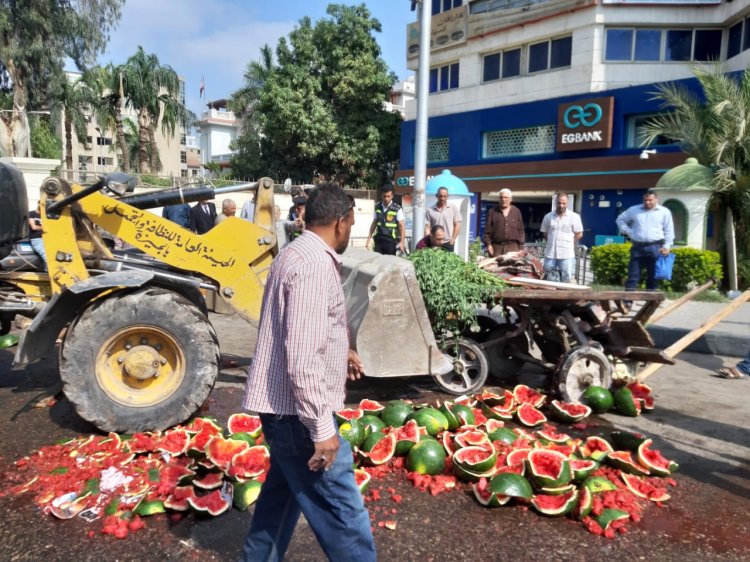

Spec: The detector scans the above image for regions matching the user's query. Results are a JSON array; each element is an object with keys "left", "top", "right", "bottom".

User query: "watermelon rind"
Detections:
[
  {"left": 583, "top": 476, "right": 618, "bottom": 494},
  {"left": 187, "top": 489, "right": 231, "bottom": 516},
  {"left": 359, "top": 415, "right": 386, "bottom": 438},
  {"left": 570, "top": 458, "right": 599, "bottom": 482},
  {"left": 228, "top": 445, "right": 270, "bottom": 480},
  {"left": 358, "top": 399, "right": 385, "bottom": 415},
  {"left": 451, "top": 403, "right": 476, "bottom": 427},
  {"left": 489, "top": 428, "right": 518, "bottom": 445},
  {"left": 579, "top": 436, "right": 614, "bottom": 461},
  {"left": 481, "top": 402, "right": 514, "bottom": 421},
  {"left": 407, "top": 439, "right": 447, "bottom": 475},
  {"left": 452, "top": 446, "right": 497, "bottom": 474},
  {"left": 549, "top": 400, "right": 592, "bottom": 423},
  {"left": 472, "top": 478, "right": 510, "bottom": 507},
  {"left": 227, "top": 413, "right": 262, "bottom": 438},
  {"left": 531, "top": 489, "right": 578, "bottom": 516},
  {"left": 613, "top": 387, "right": 641, "bottom": 417},
  {"left": 134, "top": 499, "right": 166, "bottom": 516},
  {"left": 596, "top": 508, "right": 630, "bottom": 530},
  {"left": 164, "top": 486, "right": 197, "bottom": 511},
  {"left": 334, "top": 408, "right": 364, "bottom": 425},
  {"left": 358, "top": 433, "right": 397, "bottom": 467},
  {"left": 393, "top": 419, "right": 421, "bottom": 456},
  {"left": 513, "top": 384, "right": 546, "bottom": 408},
  {"left": 489, "top": 472, "right": 533, "bottom": 500},
  {"left": 620, "top": 473, "right": 671, "bottom": 502},
  {"left": 610, "top": 430, "right": 648, "bottom": 451},
  {"left": 572, "top": 485, "right": 593, "bottom": 520},
  {"left": 526, "top": 449, "right": 572, "bottom": 488},
  {"left": 636, "top": 439, "right": 673, "bottom": 476},
  {"left": 438, "top": 402, "right": 461, "bottom": 431},
  {"left": 407, "top": 408, "right": 449, "bottom": 437},
  {"left": 233, "top": 480, "right": 263, "bottom": 511},
  {"left": 582, "top": 386, "right": 614, "bottom": 413},
  {"left": 607, "top": 451, "right": 650, "bottom": 476},
  {"left": 353, "top": 469, "right": 371, "bottom": 494},
  {"left": 380, "top": 401, "right": 414, "bottom": 427},
  {"left": 537, "top": 483, "right": 576, "bottom": 496},
  {"left": 515, "top": 403, "right": 547, "bottom": 427},
  {"left": 338, "top": 418, "right": 365, "bottom": 448},
  {"left": 193, "top": 471, "right": 225, "bottom": 490}
]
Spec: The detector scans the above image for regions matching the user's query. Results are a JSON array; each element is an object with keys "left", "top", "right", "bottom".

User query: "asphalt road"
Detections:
[{"left": 0, "top": 312, "right": 748, "bottom": 561}]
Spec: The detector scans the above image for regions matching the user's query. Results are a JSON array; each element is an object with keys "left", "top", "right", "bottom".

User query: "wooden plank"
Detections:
[
  {"left": 610, "top": 320, "right": 654, "bottom": 348},
  {"left": 625, "top": 347, "right": 675, "bottom": 365},
  {"left": 637, "top": 289, "right": 750, "bottom": 381},
  {"left": 498, "top": 289, "right": 664, "bottom": 302},
  {"left": 507, "top": 277, "right": 591, "bottom": 290},
  {"left": 647, "top": 280, "right": 714, "bottom": 324}
]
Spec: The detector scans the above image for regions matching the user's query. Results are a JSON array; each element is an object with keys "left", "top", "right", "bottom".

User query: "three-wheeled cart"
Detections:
[{"left": 433, "top": 286, "right": 674, "bottom": 402}]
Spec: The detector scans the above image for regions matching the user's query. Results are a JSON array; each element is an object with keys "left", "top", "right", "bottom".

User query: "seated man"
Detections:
[{"left": 415, "top": 225, "right": 449, "bottom": 250}]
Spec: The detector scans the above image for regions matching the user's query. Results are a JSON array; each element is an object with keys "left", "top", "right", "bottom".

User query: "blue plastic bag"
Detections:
[{"left": 654, "top": 252, "right": 675, "bottom": 281}]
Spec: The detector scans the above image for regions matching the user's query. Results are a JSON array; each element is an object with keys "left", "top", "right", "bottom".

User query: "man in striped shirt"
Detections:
[{"left": 241, "top": 183, "right": 376, "bottom": 562}]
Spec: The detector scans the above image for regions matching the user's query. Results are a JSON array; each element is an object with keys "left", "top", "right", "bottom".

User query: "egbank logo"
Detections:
[
  {"left": 563, "top": 103, "right": 603, "bottom": 129},
  {"left": 397, "top": 177, "right": 410, "bottom": 187}
]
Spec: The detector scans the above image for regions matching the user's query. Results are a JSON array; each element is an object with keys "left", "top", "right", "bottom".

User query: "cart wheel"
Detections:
[
  {"left": 433, "top": 338, "right": 489, "bottom": 395},
  {"left": 556, "top": 346, "right": 612, "bottom": 403},
  {"left": 462, "top": 315, "right": 499, "bottom": 343},
  {"left": 485, "top": 325, "right": 528, "bottom": 379}
]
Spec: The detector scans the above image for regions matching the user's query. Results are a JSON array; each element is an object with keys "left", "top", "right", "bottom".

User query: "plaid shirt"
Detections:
[{"left": 242, "top": 230, "right": 349, "bottom": 441}]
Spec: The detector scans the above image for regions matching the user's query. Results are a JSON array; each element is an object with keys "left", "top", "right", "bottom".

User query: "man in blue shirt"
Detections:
[{"left": 616, "top": 190, "right": 674, "bottom": 290}]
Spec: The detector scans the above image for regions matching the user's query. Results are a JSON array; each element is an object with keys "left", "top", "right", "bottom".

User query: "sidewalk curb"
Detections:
[{"left": 647, "top": 325, "right": 749, "bottom": 358}]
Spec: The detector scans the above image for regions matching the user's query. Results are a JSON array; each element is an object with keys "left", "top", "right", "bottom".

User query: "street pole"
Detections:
[{"left": 411, "top": 0, "right": 431, "bottom": 250}]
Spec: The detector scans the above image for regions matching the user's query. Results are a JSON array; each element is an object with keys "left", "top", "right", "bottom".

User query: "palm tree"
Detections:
[
  {"left": 120, "top": 46, "right": 191, "bottom": 174},
  {"left": 642, "top": 64, "right": 750, "bottom": 290},
  {"left": 229, "top": 44, "right": 274, "bottom": 134},
  {"left": 86, "top": 64, "right": 131, "bottom": 173},
  {"left": 48, "top": 73, "right": 94, "bottom": 180}
]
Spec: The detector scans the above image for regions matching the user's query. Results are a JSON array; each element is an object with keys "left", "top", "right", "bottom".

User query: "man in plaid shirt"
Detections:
[{"left": 241, "top": 183, "right": 376, "bottom": 562}]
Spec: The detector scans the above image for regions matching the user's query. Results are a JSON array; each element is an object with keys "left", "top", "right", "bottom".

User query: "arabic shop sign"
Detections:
[{"left": 556, "top": 97, "right": 614, "bottom": 152}]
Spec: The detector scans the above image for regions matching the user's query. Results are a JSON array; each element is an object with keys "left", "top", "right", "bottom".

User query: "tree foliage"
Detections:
[
  {"left": 231, "top": 3, "right": 401, "bottom": 187},
  {"left": 0, "top": 0, "right": 123, "bottom": 157},
  {"left": 29, "top": 115, "right": 61, "bottom": 160},
  {"left": 642, "top": 65, "right": 750, "bottom": 258}
]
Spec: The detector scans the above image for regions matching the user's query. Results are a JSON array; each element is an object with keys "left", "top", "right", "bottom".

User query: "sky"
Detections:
[{"left": 98, "top": 0, "right": 415, "bottom": 117}]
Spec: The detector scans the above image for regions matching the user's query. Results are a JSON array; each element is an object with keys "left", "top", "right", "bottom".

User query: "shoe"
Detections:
[{"left": 715, "top": 367, "right": 745, "bottom": 379}]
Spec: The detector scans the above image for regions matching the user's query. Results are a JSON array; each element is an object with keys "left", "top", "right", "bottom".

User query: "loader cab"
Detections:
[{"left": 0, "top": 162, "right": 29, "bottom": 260}]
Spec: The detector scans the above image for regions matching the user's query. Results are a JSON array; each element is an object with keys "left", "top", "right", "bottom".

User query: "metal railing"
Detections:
[{"left": 524, "top": 242, "right": 591, "bottom": 285}]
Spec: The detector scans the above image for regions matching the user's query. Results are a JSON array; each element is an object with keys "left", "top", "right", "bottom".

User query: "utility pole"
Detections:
[{"left": 411, "top": 0, "right": 431, "bottom": 250}]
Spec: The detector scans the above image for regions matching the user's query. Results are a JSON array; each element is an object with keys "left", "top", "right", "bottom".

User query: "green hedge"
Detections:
[{"left": 590, "top": 243, "right": 723, "bottom": 291}]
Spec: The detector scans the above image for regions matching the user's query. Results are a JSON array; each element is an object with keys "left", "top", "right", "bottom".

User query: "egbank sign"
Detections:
[{"left": 556, "top": 97, "right": 614, "bottom": 152}]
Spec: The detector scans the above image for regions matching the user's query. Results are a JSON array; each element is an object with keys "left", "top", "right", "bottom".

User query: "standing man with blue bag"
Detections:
[{"left": 616, "top": 190, "right": 674, "bottom": 291}]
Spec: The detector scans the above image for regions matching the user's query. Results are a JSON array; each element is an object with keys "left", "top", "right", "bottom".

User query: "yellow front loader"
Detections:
[{"left": 1, "top": 169, "right": 452, "bottom": 433}]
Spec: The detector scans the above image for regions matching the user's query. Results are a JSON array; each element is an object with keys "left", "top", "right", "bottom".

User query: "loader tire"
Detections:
[{"left": 59, "top": 287, "right": 219, "bottom": 433}]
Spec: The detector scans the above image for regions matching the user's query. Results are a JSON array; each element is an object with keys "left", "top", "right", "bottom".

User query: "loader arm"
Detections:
[{"left": 50, "top": 177, "right": 277, "bottom": 326}]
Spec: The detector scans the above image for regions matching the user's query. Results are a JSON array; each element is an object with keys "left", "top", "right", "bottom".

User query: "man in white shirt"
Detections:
[{"left": 540, "top": 193, "right": 583, "bottom": 283}]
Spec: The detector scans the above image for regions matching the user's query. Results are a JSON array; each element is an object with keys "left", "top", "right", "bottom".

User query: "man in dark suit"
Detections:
[{"left": 190, "top": 199, "right": 217, "bottom": 234}]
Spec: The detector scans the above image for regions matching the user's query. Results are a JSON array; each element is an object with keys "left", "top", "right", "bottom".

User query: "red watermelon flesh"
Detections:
[
  {"left": 516, "top": 403, "right": 547, "bottom": 427},
  {"left": 187, "top": 489, "right": 231, "bottom": 516},
  {"left": 228, "top": 446, "right": 270, "bottom": 480},
  {"left": 359, "top": 399, "right": 385, "bottom": 414},
  {"left": 164, "top": 486, "right": 197, "bottom": 511},
  {"left": 227, "top": 413, "right": 263, "bottom": 437},
  {"left": 127, "top": 432, "right": 161, "bottom": 454},
  {"left": 205, "top": 436, "right": 250, "bottom": 471},
  {"left": 620, "top": 473, "right": 671, "bottom": 502},
  {"left": 637, "top": 439, "right": 672, "bottom": 476},
  {"left": 158, "top": 429, "right": 190, "bottom": 455},
  {"left": 627, "top": 382, "right": 655, "bottom": 410},
  {"left": 193, "top": 472, "right": 225, "bottom": 490},
  {"left": 189, "top": 425, "right": 222, "bottom": 453},
  {"left": 513, "top": 384, "right": 546, "bottom": 408},
  {"left": 156, "top": 464, "right": 195, "bottom": 496}
]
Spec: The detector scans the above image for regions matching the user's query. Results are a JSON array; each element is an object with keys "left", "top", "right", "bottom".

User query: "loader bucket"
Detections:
[{"left": 340, "top": 249, "right": 452, "bottom": 378}]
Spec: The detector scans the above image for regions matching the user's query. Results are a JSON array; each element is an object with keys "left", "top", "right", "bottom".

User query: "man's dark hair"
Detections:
[
  {"left": 431, "top": 225, "right": 445, "bottom": 235},
  {"left": 644, "top": 189, "right": 658, "bottom": 197},
  {"left": 305, "top": 183, "right": 352, "bottom": 226},
  {"left": 381, "top": 184, "right": 394, "bottom": 194},
  {"left": 437, "top": 187, "right": 448, "bottom": 195}
]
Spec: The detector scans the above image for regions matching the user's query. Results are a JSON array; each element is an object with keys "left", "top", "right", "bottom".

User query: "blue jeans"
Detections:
[
  {"left": 544, "top": 258, "right": 575, "bottom": 283},
  {"left": 626, "top": 243, "right": 661, "bottom": 291},
  {"left": 30, "top": 238, "right": 47, "bottom": 271},
  {"left": 737, "top": 351, "right": 750, "bottom": 376},
  {"left": 241, "top": 414, "right": 376, "bottom": 562}
]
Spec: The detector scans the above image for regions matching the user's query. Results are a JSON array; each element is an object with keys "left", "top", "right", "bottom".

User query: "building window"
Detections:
[
  {"left": 605, "top": 28, "right": 721, "bottom": 63},
  {"left": 528, "top": 36, "right": 571, "bottom": 74},
  {"left": 482, "top": 47, "right": 521, "bottom": 82},
  {"left": 626, "top": 113, "right": 677, "bottom": 148},
  {"left": 180, "top": 151, "right": 187, "bottom": 164},
  {"left": 482, "top": 125, "right": 556, "bottom": 158},
  {"left": 429, "top": 63, "right": 459, "bottom": 93},
  {"left": 427, "top": 137, "right": 450, "bottom": 163},
  {"left": 728, "top": 21, "right": 743, "bottom": 58},
  {"left": 180, "top": 169, "right": 188, "bottom": 178},
  {"left": 96, "top": 136, "right": 112, "bottom": 146},
  {"left": 663, "top": 199, "right": 688, "bottom": 246},
  {"left": 192, "top": 169, "right": 199, "bottom": 177},
  {"left": 97, "top": 157, "right": 113, "bottom": 166},
  {"left": 180, "top": 134, "right": 186, "bottom": 145},
  {"left": 432, "top": 0, "right": 461, "bottom": 15}
]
